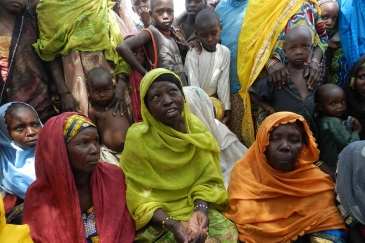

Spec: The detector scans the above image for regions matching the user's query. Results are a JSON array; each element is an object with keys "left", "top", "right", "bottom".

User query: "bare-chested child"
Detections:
[
  {"left": 249, "top": 26, "right": 317, "bottom": 129},
  {"left": 87, "top": 67, "right": 132, "bottom": 166},
  {"left": 117, "top": 0, "right": 187, "bottom": 86}
]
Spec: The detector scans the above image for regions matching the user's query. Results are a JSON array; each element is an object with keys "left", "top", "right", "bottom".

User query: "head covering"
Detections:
[
  {"left": 0, "top": 102, "right": 42, "bottom": 199},
  {"left": 0, "top": 197, "right": 33, "bottom": 242},
  {"left": 121, "top": 69, "right": 228, "bottom": 230},
  {"left": 22, "top": 112, "right": 135, "bottom": 243},
  {"left": 344, "top": 55, "right": 365, "bottom": 139},
  {"left": 223, "top": 112, "right": 346, "bottom": 243},
  {"left": 63, "top": 114, "right": 96, "bottom": 143},
  {"left": 183, "top": 86, "right": 247, "bottom": 188},
  {"left": 338, "top": 0, "right": 365, "bottom": 69},
  {"left": 337, "top": 141, "right": 365, "bottom": 224}
]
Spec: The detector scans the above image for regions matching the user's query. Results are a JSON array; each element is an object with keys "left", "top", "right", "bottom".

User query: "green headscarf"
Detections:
[{"left": 120, "top": 68, "right": 228, "bottom": 230}]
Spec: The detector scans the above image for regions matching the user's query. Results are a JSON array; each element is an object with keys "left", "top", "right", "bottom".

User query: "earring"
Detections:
[{"left": 300, "top": 151, "right": 307, "bottom": 160}]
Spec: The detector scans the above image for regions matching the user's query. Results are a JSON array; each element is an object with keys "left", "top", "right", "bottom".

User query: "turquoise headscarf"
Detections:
[{"left": 0, "top": 102, "right": 42, "bottom": 199}]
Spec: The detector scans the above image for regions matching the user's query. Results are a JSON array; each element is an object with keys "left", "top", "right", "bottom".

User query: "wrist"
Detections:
[{"left": 164, "top": 218, "right": 177, "bottom": 231}]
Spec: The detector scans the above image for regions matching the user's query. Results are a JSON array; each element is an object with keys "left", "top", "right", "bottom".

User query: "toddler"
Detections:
[
  {"left": 87, "top": 67, "right": 132, "bottom": 166},
  {"left": 316, "top": 83, "right": 361, "bottom": 171}
]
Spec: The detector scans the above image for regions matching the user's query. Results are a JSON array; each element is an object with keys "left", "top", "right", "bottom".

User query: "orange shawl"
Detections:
[{"left": 223, "top": 112, "right": 345, "bottom": 243}]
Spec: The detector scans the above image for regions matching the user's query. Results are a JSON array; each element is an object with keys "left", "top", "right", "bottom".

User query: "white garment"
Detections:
[
  {"left": 184, "top": 86, "right": 247, "bottom": 188},
  {"left": 184, "top": 44, "right": 231, "bottom": 110}
]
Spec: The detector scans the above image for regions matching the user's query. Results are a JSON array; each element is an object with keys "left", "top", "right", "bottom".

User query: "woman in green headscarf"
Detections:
[{"left": 120, "top": 68, "right": 238, "bottom": 242}]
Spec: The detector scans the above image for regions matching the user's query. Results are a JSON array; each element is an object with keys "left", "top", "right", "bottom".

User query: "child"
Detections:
[
  {"left": 318, "top": 0, "right": 349, "bottom": 86},
  {"left": 249, "top": 26, "right": 316, "bottom": 129},
  {"left": 0, "top": 102, "right": 41, "bottom": 223},
  {"left": 117, "top": 0, "right": 187, "bottom": 86},
  {"left": 87, "top": 67, "right": 133, "bottom": 166},
  {"left": 131, "top": 0, "right": 151, "bottom": 32},
  {"left": 316, "top": 83, "right": 361, "bottom": 171},
  {"left": 124, "top": 34, "right": 149, "bottom": 122},
  {"left": 184, "top": 9, "right": 231, "bottom": 125}
]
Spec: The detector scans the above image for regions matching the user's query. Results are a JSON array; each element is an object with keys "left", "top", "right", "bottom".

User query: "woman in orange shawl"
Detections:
[{"left": 223, "top": 112, "right": 346, "bottom": 243}]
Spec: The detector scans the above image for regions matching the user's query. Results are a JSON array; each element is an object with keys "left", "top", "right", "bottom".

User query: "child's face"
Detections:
[
  {"left": 132, "top": 0, "right": 151, "bottom": 16},
  {"left": 133, "top": 46, "right": 146, "bottom": 66},
  {"left": 320, "top": 2, "right": 339, "bottom": 33},
  {"left": 87, "top": 77, "right": 114, "bottom": 106},
  {"left": 320, "top": 88, "right": 346, "bottom": 118},
  {"left": 150, "top": 0, "right": 174, "bottom": 31},
  {"left": 49, "top": 83, "right": 62, "bottom": 112},
  {"left": 196, "top": 22, "right": 221, "bottom": 52},
  {"left": 355, "top": 66, "right": 365, "bottom": 98},
  {"left": 5, "top": 106, "right": 42, "bottom": 150},
  {"left": 284, "top": 34, "right": 312, "bottom": 66},
  {"left": 185, "top": 0, "right": 205, "bottom": 19}
]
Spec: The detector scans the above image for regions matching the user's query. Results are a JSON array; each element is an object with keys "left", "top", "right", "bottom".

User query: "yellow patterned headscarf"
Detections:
[{"left": 63, "top": 114, "right": 96, "bottom": 143}]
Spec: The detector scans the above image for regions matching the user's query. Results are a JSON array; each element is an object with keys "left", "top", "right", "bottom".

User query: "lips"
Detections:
[{"left": 165, "top": 108, "right": 178, "bottom": 116}]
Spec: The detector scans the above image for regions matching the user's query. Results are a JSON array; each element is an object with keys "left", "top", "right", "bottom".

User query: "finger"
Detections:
[
  {"left": 307, "top": 70, "right": 315, "bottom": 90},
  {"left": 303, "top": 66, "right": 309, "bottom": 78},
  {"left": 280, "top": 68, "right": 286, "bottom": 84},
  {"left": 119, "top": 101, "right": 124, "bottom": 116},
  {"left": 112, "top": 100, "right": 120, "bottom": 116}
]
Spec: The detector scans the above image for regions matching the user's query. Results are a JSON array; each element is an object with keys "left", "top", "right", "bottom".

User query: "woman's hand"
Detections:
[
  {"left": 268, "top": 62, "right": 287, "bottom": 89},
  {"left": 189, "top": 40, "right": 202, "bottom": 55},
  {"left": 187, "top": 211, "right": 209, "bottom": 242},
  {"left": 106, "top": 76, "right": 127, "bottom": 116},
  {"left": 60, "top": 93, "right": 77, "bottom": 112},
  {"left": 167, "top": 221, "right": 194, "bottom": 243},
  {"left": 304, "top": 61, "right": 320, "bottom": 90},
  {"left": 222, "top": 110, "right": 231, "bottom": 127}
]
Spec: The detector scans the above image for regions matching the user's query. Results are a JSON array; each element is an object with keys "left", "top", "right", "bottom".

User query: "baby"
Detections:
[
  {"left": 87, "top": 67, "right": 132, "bottom": 166},
  {"left": 184, "top": 9, "right": 231, "bottom": 125},
  {"left": 316, "top": 83, "right": 361, "bottom": 171},
  {"left": 250, "top": 26, "right": 316, "bottom": 129}
]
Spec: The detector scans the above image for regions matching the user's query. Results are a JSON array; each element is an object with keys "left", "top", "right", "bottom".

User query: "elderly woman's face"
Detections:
[
  {"left": 66, "top": 127, "right": 100, "bottom": 174},
  {"left": 146, "top": 81, "right": 184, "bottom": 128},
  {"left": 265, "top": 123, "right": 303, "bottom": 171}
]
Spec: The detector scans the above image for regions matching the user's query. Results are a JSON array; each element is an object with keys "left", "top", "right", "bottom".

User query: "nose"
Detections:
[
  {"left": 278, "top": 140, "right": 290, "bottom": 152},
  {"left": 162, "top": 11, "right": 169, "bottom": 19},
  {"left": 26, "top": 127, "right": 36, "bottom": 138},
  {"left": 295, "top": 48, "right": 303, "bottom": 55},
  {"left": 162, "top": 94, "right": 173, "bottom": 106},
  {"left": 90, "top": 142, "right": 99, "bottom": 155}
]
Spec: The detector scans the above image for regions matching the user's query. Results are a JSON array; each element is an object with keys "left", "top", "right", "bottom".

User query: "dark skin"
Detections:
[
  {"left": 66, "top": 128, "right": 100, "bottom": 212},
  {"left": 87, "top": 75, "right": 131, "bottom": 152},
  {"left": 131, "top": 0, "right": 151, "bottom": 28},
  {"left": 250, "top": 26, "right": 312, "bottom": 113},
  {"left": 147, "top": 81, "right": 209, "bottom": 242},
  {"left": 117, "top": 0, "right": 175, "bottom": 76}
]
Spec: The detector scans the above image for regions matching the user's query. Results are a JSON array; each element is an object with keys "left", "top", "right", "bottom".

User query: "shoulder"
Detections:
[
  {"left": 218, "top": 44, "right": 230, "bottom": 54},
  {"left": 125, "top": 122, "right": 149, "bottom": 140},
  {"left": 320, "top": 116, "right": 343, "bottom": 128}
]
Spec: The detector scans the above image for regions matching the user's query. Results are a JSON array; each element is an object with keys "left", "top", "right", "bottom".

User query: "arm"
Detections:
[
  {"left": 329, "top": 118, "right": 360, "bottom": 149},
  {"left": 184, "top": 51, "right": 199, "bottom": 87},
  {"left": 249, "top": 78, "right": 275, "bottom": 114},
  {"left": 151, "top": 209, "right": 193, "bottom": 243},
  {"left": 116, "top": 31, "right": 151, "bottom": 76},
  {"left": 217, "top": 49, "right": 231, "bottom": 125},
  {"left": 187, "top": 200, "right": 209, "bottom": 243},
  {"left": 48, "top": 57, "right": 77, "bottom": 112}
]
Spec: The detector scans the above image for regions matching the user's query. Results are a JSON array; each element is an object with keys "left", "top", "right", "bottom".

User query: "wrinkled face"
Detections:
[
  {"left": 355, "top": 66, "right": 365, "bottom": 98},
  {"left": 196, "top": 22, "right": 221, "bottom": 52},
  {"left": 87, "top": 76, "right": 114, "bottom": 106},
  {"left": 284, "top": 34, "right": 312, "bottom": 66},
  {"left": 5, "top": 106, "right": 42, "bottom": 150},
  {"left": 133, "top": 46, "right": 146, "bottom": 66},
  {"left": 146, "top": 81, "right": 184, "bottom": 128},
  {"left": 320, "top": 2, "right": 339, "bottom": 32},
  {"left": 131, "top": 0, "right": 151, "bottom": 15},
  {"left": 0, "top": 0, "right": 27, "bottom": 14},
  {"left": 66, "top": 127, "right": 100, "bottom": 174},
  {"left": 320, "top": 88, "right": 346, "bottom": 117},
  {"left": 185, "top": 0, "right": 204, "bottom": 18},
  {"left": 150, "top": 0, "right": 174, "bottom": 31},
  {"left": 265, "top": 123, "right": 303, "bottom": 172}
]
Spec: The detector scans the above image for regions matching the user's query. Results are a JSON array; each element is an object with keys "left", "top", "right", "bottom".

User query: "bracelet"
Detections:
[
  {"left": 309, "top": 60, "right": 319, "bottom": 66},
  {"left": 265, "top": 107, "right": 275, "bottom": 115},
  {"left": 315, "top": 161, "right": 323, "bottom": 167},
  {"left": 58, "top": 91, "right": 71, "bottom": 96},
  {"left": 194, "top": 204, "right": 208, "bottom": 212},
  {"left": 162, "top": 216, "right": 173, "bottom": 227},
  {"left": 265, "top": 59, "right": 278, "bottom": 71}
]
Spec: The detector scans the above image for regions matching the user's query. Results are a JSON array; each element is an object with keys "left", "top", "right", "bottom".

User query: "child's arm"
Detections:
[
  {"left": 249, "top": 77, "right": 275, "bottom": 115},
  {"left": 116, "top": 31, "right": 152, "bottom": 76},
  {"left": 217, "top": 48, "right": 231, "bottom": 125},
  {"left": 249, "top": 92, "right": 275, "bottom": 115},
  {"left": 328, "top": 118, "right": 360, "bottom": 148},
  {"left": 184, "top": 50, "right": 199, "bottom": 86}
]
